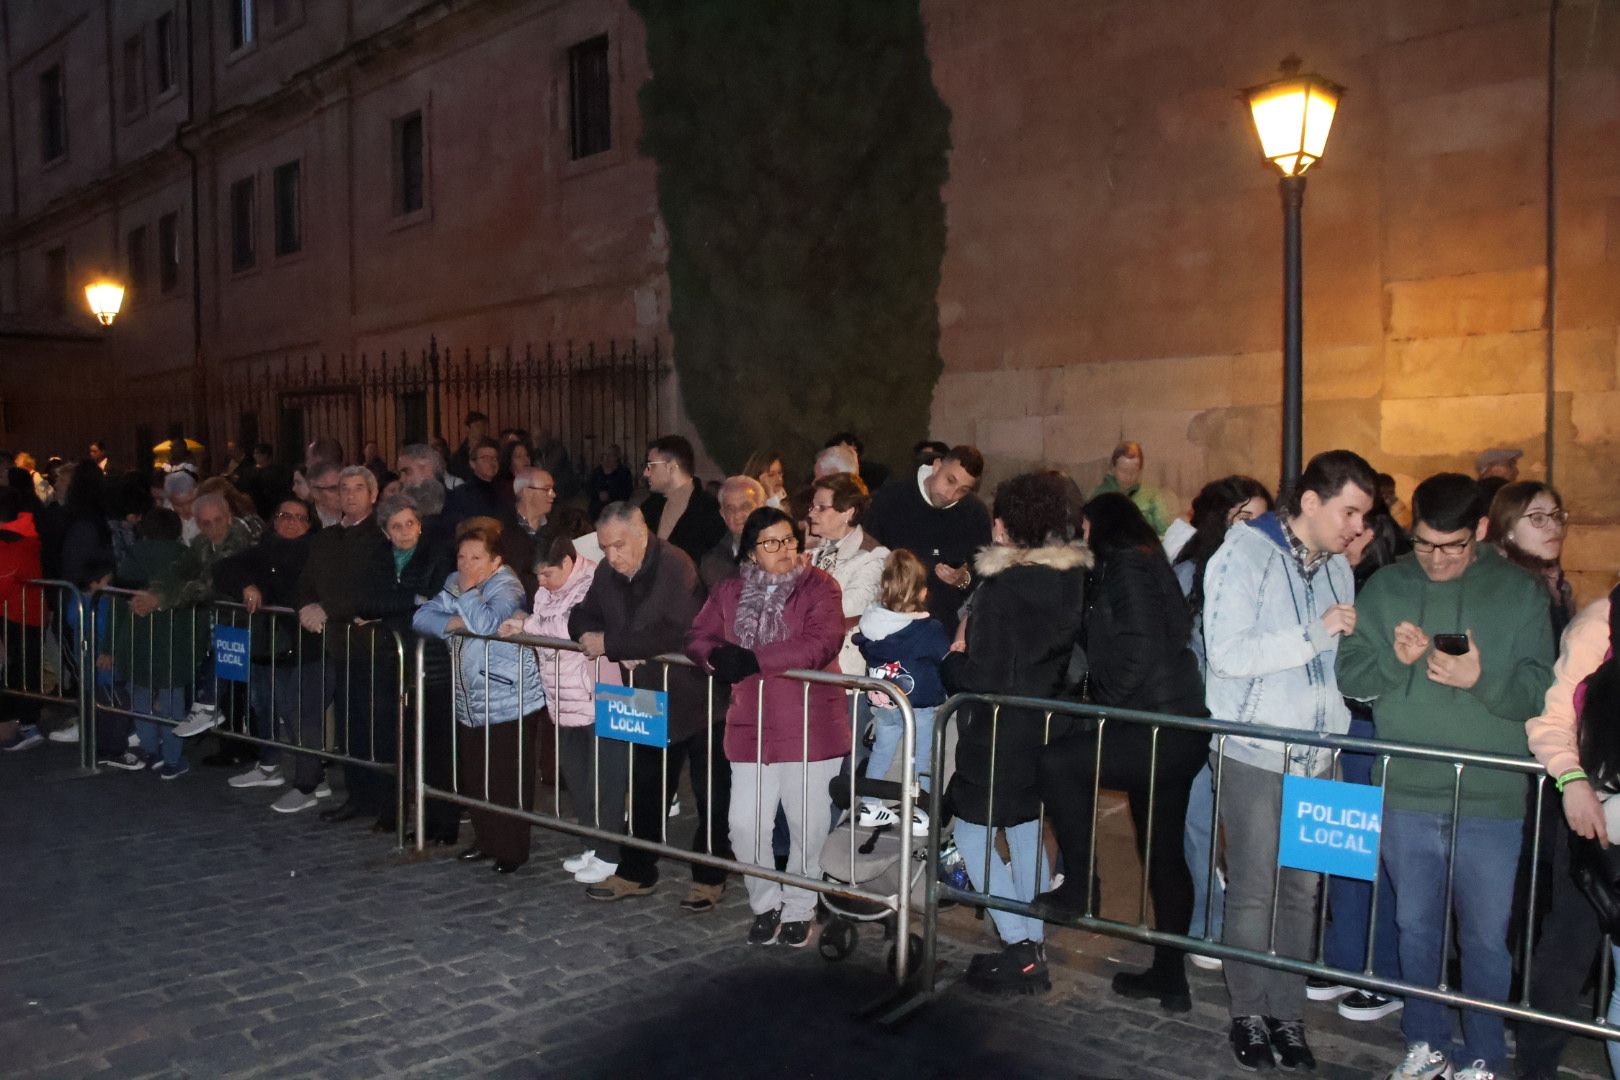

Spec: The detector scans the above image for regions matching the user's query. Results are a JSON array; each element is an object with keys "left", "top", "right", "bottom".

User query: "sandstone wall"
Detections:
[{"left": 924, "top": 0, "right": 1620, "bottom": 603}]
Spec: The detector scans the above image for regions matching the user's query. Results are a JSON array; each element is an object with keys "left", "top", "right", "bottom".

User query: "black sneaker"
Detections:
[
  {"left": 1337, "top": 990, "right": 1402, "bottom": 1021},
  {"left": 777, "top": 919, "right": 812, "bottom": 948},
  {"left": 1304, "top": 977, "right": 1351, "bottom": 1001},
  {"left": 963, "top": 939, "right": 1050, "bottom": 996},
  {"left": 747, "top": 909, "right": 781, "bottom": 945},
  {"left": 1266, "top": 1017, "right": 1315, "bottom": 1072},
  {"left": 1229, "top": 1015, "right": 1276, "bottom": 1072}
]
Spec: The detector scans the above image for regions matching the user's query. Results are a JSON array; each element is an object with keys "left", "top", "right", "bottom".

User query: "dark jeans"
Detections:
[
  {"left": 1039, "top": 722, "right": 1207, "bottom": 972},
  {"left": 1516, "top": 823, "right": 1605, "bottom": 1077},
  {"left": 1322, "top": 717, "right": 1401, "bottom": 978},
  {"left": 328, "top": 645, "right": 399, "bottom": 818},
  {"left": 617, "top": 727, "right": 733, "bottom": 887},
  {"left": 456, "top": 711, "right": 541, "bottom": 865},
  {"left": 3, "top": 619, "right": 45, "bottom": 726}
]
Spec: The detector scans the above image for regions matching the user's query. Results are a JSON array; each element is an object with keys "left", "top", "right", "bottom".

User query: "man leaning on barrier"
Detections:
[
  {"left": 1338, "top": 473, "right": 1555, "bottom": 1080},
  {"left": 567, "top": 501, "right": 733, "bottom": 909},
  {"left": 1202, "top": 449, "right": 1374, "bottom": 1073}
]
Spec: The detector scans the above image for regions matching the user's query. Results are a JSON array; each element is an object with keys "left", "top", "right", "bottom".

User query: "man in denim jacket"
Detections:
[{"left": 1203, "top": 450, "right": 1376, "bottom": 1072}]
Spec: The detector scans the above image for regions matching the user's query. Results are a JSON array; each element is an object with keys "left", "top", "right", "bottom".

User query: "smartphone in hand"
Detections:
[{"left": 1433, "top": 633, "right": 1469, "bottom": 656}]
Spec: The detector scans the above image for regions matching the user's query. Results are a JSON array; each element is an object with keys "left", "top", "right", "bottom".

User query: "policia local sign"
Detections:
[{"left": 1276, "top": 775, "right": 1383, "bottom": 881}]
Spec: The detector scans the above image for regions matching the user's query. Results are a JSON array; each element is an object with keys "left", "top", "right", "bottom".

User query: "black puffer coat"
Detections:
[
  {"left": 941, "top": 542, "right": 1089, "bottom": 826},
  {"left": 1083, "top": 546, "right": 1205, "bottom": 716}
]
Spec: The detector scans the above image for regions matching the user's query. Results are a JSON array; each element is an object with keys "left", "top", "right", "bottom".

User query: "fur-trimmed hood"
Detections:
[{"left": 973, "top": 542, "right": 1093, "bottom": 578}]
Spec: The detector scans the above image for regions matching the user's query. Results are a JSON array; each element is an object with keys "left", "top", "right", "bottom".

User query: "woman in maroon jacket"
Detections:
[{"left": 688, "top": 506, "right": 849, "bottom": 948}]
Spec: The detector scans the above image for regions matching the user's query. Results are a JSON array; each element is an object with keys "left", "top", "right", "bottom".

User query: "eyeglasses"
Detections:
[
  {"left": 808, "top": 502, "right": 837, "bottom": 513},
  {"left": 642, "top": 459, "right": 669, "bottom": 471},
  {"left": 1519, "top": 509, "right": 1568, "bottom": 530},
  {"left": 274, "top": 512, "right": 310, "bottom": 524},
  {"left": 1411, "top": 536, "right": 1472, "bottom": 556},
  {"left": 754, "top": 536, "right": 800, "bottom": 553},
  {"left": 312, "top": 483, "right": 339, "bottom": 493}
]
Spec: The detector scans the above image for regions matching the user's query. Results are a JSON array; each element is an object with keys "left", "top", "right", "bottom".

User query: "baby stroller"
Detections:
[{"left": 817, "top": 775, "right": 937, "bottom": 978}]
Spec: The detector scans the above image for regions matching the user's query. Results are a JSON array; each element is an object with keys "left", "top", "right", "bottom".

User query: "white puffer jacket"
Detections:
[{"left": 522, "top": 556, "right": 622, "bottom": 727}]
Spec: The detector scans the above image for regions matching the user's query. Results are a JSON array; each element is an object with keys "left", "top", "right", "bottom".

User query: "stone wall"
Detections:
[{"left": 923, "top": 0, "right": 1620, "bottom": 603}]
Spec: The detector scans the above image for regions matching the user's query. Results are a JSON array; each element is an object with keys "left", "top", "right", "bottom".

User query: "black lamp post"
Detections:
[{"left": 1244, "top": 57, "right": 1343, "bottom": 490}]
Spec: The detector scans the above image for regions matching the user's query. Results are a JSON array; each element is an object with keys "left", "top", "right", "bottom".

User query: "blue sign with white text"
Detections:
[
  {"left": 1277, "top": 775, "right": 1383, "bottom": 881},
  {"left": 594, "top": 684, "right": 669, "bottom": 748},
  {"left": 213, "top": 625, "right": 251, "bottom": 684}
]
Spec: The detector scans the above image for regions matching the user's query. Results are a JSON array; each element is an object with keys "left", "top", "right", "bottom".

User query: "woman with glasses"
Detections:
[
  {"left": 1488, "top": 482, "right": 1573, "bottom": 637},
  {"left": 687, "top": 506, "right": 849, "bottom": 947}
]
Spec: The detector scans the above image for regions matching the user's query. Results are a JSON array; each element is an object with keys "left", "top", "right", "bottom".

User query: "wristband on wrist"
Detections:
[{"left": 1556, "top": 768, "right": 1589, "bottom": 792}]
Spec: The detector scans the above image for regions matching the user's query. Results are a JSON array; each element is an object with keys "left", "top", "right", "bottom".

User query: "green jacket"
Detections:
[
  {"left": 1336, "top": 546, "right": 1555, "bottom": 818},
  {"left": 108, "top": 538, "right": 210, "bottom": 690},
  {"left": 155, "top": 521, "right": 253, "bottom": 609},
  {"left": 1090, "top": 474, "right": 1178, "bottom": 537}
]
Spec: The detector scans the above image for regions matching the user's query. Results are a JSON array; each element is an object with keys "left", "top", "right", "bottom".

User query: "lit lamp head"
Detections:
[
  {"left": 1244, "top": 58, "right": 1343, "bottom": 178},
  {"left": 85, "top": 278, "right": 126, "bottom": 326}
]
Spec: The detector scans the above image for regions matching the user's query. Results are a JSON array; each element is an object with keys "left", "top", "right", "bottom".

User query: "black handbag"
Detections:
[{"left": 1570, "top": 834, "right": 1620, "bottom": 934}]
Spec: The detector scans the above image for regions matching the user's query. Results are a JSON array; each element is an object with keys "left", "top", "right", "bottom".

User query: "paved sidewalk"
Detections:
[{"left": 1, "top": 744, "right": 1610, "bottom": 1079}]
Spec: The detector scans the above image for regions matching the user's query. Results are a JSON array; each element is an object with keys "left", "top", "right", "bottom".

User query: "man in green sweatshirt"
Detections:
[{"left": 1337, "top": 473, "right": 1555, "bottom": 1080}]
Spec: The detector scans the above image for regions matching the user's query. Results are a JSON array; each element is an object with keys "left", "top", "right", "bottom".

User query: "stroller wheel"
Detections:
[
  {"left": 886, "top": 934, "right": 923, "bottom": 980},
  {"left": 819, "top": 918, "right": 857, "bottom": 961}
]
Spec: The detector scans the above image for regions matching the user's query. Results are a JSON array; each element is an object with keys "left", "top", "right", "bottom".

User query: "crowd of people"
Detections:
[{"left": 0, "top": 419, "right": 1613, "bottom": 1080}]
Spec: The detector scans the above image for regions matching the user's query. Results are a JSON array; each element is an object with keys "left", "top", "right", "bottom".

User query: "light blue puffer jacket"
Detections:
[{"left": 413, "top": 566, "right": 544, "bottom": 727}]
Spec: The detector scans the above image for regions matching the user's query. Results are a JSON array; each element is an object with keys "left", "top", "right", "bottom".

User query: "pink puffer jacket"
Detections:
[{"left": 523, "top": 556, "right": 622, "bottom": 727}]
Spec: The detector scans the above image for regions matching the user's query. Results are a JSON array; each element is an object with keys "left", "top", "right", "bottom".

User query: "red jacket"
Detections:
[
  {"left": 687, "top": 566, "right": 852, "bottom": 765},
  {"left": 0, "top": 513, "right": 46, "bottom": 626}
]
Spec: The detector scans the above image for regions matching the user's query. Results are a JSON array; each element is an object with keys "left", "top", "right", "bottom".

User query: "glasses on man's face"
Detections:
[
  {"left": 1411, "top": 536, "right": 1472, "bottom": 556},
  {"left": 755, "top": 536, "right": 800, "bottom": 554},
  {"left": 643, "top": 459, "right": 667, "bottom": 472},
  {"left": 1520, "top": 509, "right": 1568, "bottom": 530},
  {"left": 313, "top": 483, "right": 339, "bottom": 493}
]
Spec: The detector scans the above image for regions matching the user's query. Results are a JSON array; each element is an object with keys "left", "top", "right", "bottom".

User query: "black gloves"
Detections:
[{"left": 708, "top": 643, "right": 761, "bottom": 685}]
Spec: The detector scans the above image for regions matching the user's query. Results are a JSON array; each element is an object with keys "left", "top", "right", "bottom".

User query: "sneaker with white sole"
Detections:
[
  {"left": 155, "top": 761, "right": 191, "bottom": 781},
  {"left": 857, "top": 802, "right": 900, "bottom": 829},
  {"left": 47, "top": 724, "right": 80, "bottom": 744},
  {"left": 2, "top": 725, "right": 44, "bottom": 752},
  {"left": 1453, "top": 1061, "right": 1495, "bottom": 1080},
  {"left": 1387, "top": 1042, "right": 1449, "bottom": 1080},
  {"left": 172, "top": 703, "right": 223, "bottom": 738},
  {"left": 228, "top": 764, "right": 285, "bottom": 789},
  {"left": 99, "top": 751, "right": 148, "bottom": 771},
  {"left": 1306, "top": 977, "right": 1353, "bottom": 1001},
  {"left": 1189, "top": 953, "right": 1224, "bottom": 971},
  {"left": 910, "top": 807, "right": 931, "bottom": 837},
  {"left": 314, "top": 781, "right": 332, "bottom": 799},
  {"left": 1339, "top": 990, "right": 1403, "bottom": 1021},
  {"left": 573, "top": 855, "right": 619, "bottom": 884},
  {"left": 271, "top": 789, "right": 319, "bottom": 814},
  {"left": 562, "top": 850, "right": 597, "bottom": 873}
]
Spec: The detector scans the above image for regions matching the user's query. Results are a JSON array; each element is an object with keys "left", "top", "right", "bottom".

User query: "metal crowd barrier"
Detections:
[
  {"left": 896, "top": 692, "right": 1619, "bottom": 1041},
  {"left": 91, "top": 588, "right": 409, "bottom": 845},
  {"left": 413, "top": 629, "right": 923, "bottom": 983},
  {"left": 0, "top": 579, "right": 95, "bottom": 770}
]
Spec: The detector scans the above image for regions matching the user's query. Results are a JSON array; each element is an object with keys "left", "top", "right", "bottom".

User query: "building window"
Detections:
[
  {"left": 127, "top": 226, "right": 150, "bottom": 299},
  {"left": 39, "top": 65, "right": 67, "bottom": 163},
  {"left": 568, "top": 36, "right": 611, "bottom": 160},
  {"left": 45, "top": 247, "right": 69, "bottom": 317},
  {"left": 392, "top": 111, "right": 424, "bottom": 216},
  {"left": 229, "top": 177, "right": 256, "bottom": 271},
  {"left": 273, "top": 160, "right": 301, "bottom": 256},
  {"left": 229, "top": 0, "right": 256, "bottom": 52},
  {"left": 158, "top": 212, "right": 181, "bottom": 292},
  {"left": 155, "top": 12, "right": 177, "bottom": 94},
  {"left": 121, "top": 35, "right": 145, "bottom": 116}
]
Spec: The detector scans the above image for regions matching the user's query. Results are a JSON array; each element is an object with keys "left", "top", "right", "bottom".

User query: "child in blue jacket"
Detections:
[{"left": 854, "top": 549, "right": 950, "bottom": 833}]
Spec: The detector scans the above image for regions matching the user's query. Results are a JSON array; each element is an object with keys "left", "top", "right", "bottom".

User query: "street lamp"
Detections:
[
  {"left": 1243, "top": 57, "right": 1342, "bottom": 490},
  {"left": 84, "top": 277, "right": 126, "bottom": 326}
]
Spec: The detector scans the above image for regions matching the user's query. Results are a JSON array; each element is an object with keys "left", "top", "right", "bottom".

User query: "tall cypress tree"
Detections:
[{"left": 632, "top": 0, "right": 951, "bottom": 477}]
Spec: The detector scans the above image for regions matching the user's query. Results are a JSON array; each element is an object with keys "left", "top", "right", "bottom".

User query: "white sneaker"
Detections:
[
  {"left": 1189, "top": 954, "right": 1224, "bottom": 971},
  {"left": 228, "top": 764, "right": 285, "bottom": 789},
  {"left": 857, "top": 803, "right": 900, "bottom": 829},
  {"left": 910, "top": 806, "right": 931, "bottom": 837},
  {"left": 271, "top": 789, "right": 319, "bottom": 814},
  {"left": 562, "top": 849, "right": 597, "bottom": 873},
  {"left": 1453, "top": 1061, "right": 1494, "bottom": 1080},
  {"left": 47, "top": 724, "right": 80, "bottom": 744},
  {"left": 668, "top": 797, "right": 681, "bottom": 818},
  {"left": 173, "top": 703, "right": 223, "bottom": 738},
  {"left": 314, "top": 781, "right": 332, "bottom": 799},
  {"left": 573, "top": 855, "right": 618, "bottom": 884},
  {"left": 1387, "top": 1042, "right": 1450, "bottom": 1080}
]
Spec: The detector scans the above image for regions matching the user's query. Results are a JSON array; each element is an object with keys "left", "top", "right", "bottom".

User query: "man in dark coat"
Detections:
[
  {"left": 497, "top": 466, "right": 557, "bottom": 602},
  {"left": 442, "top": 437, "right": 502, "bottom": 527},
  {"left": 568, "top": 502, "right": 731, "bottom": 910},
  {"left": 638, "top": 435, "right": 727, "bottom": 568}
]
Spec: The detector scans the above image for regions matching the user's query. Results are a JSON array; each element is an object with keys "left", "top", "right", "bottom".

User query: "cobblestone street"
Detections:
[{"left": 2, "top": 743, "right": 1611, "bottom": 1079}]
